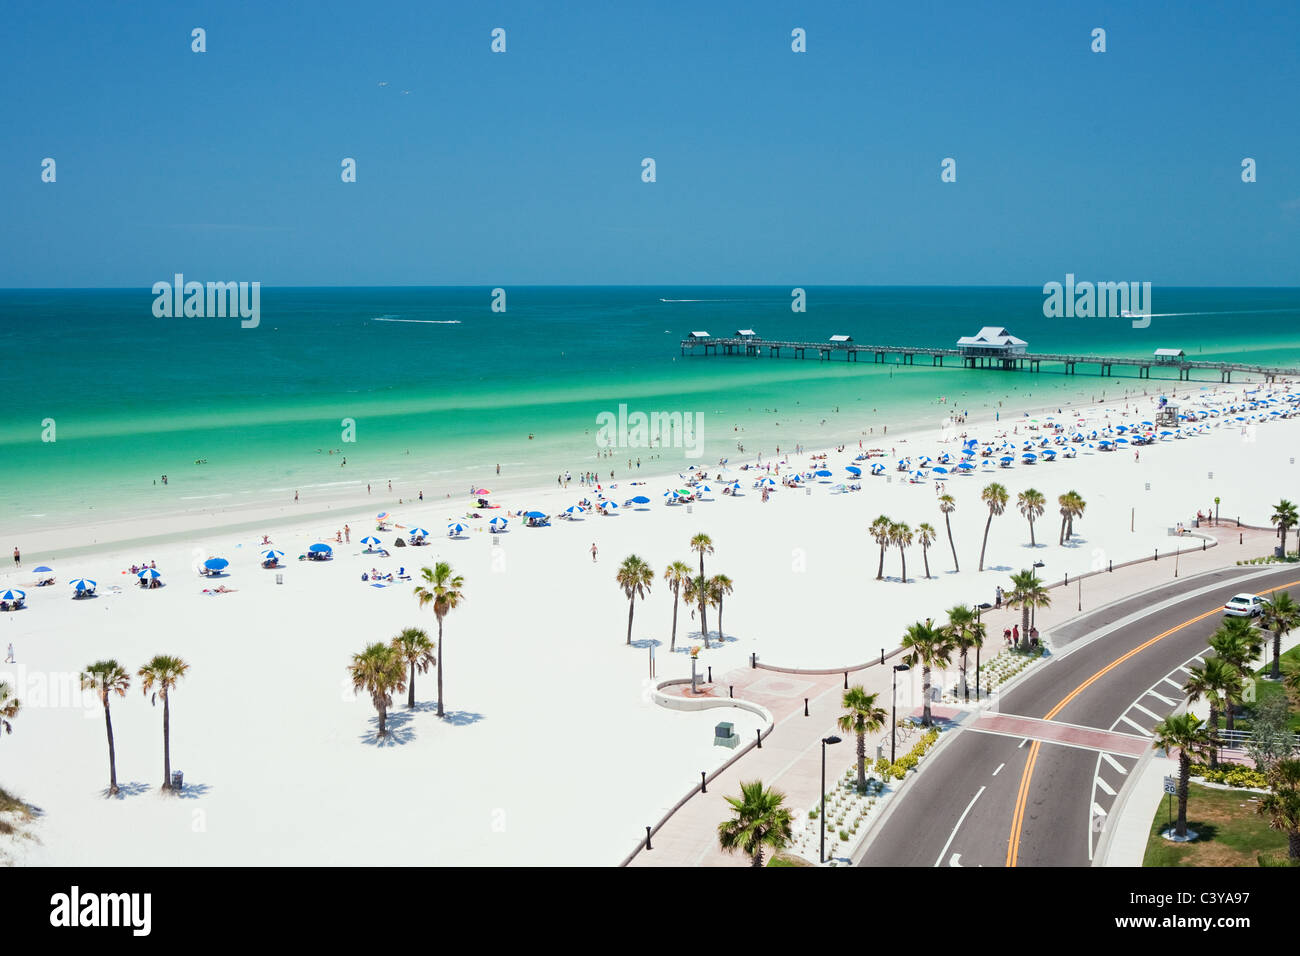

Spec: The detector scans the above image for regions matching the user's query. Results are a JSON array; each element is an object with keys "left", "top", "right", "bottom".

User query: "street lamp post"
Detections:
[
  {"left": 820, "top": 734, "right": 841, "bottom": 863},
  {"left": 891, "top": 664, "right": 911, "bottom": 763}
]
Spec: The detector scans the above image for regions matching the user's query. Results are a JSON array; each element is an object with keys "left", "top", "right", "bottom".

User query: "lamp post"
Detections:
[
  {"left": 891, "top": 664, "right": 911, "bottom": 763},
  {"left": 820, "top": 734, "right": 842, "bottom": 864}
]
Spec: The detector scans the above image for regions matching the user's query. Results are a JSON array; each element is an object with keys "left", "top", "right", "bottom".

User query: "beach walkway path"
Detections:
[{"left": 625, "top": 524, "right": 1280, "bottom": 867}]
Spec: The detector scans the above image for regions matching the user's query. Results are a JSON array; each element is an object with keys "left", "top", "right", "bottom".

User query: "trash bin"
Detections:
[
  {"left": 171, "top": 770, "right": 184, "bottom": 790},
  {"left": 275, "top": 573, "right": 284, "bottom": 585}
]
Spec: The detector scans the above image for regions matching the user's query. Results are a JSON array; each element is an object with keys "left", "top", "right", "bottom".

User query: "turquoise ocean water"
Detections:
[{"left": 2, "top": 286, "right": 1298, "bottom": 533}]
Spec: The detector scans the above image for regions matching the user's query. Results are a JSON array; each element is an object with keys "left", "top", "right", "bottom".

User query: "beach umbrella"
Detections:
[
  {"left": 910, "top": 470, "right": 926, "bottom": 480},
  {"left": 1022, "top": 453, "right": 1037, "bottom": 462},
  {"left": 447, "top": 523, "right": 469, "bottom": 536},
  {"left": 932, "top": 466, "right": 949, "bottom": 474},
  {"left": 729, "top": 481, "right": 742, "bottom": 490},
  {"left": 32, "top": 565, "right": 53, "bottom": 574},
  {"left": 663, "top": 489, "right": 679, "bottom": 499},
  {"left": 360, "top": 537, "right": 381, "bottom": 547},
  {"left": 630, "top": 495, "right": 650, "bottom": 504},
  {"left": 203, "top": 558, "right": 229, "bottom": 571},
  {"left": 957, "top": 462, "right": 975, "bottom": 471},
  {"left": 524, "top": 511, "right": 546, "bottom": 519},
  {"left": 308, "top": 543, "right": 333, "bottom": 553},
  {"left": 489, "top": 517, "right": 508, "bottom": 529},
  {"left": 1, "top": 589, "right": 25, "bottom": 601},
  {"left": 136, "top": 568, "right": 161, "bottom": 580},
  {"left": 845, "top": 465, "right": 862, "bottom": 476},
  {"left": 473, "top": 488, "right": 492, "bottom": 496},
  {"left": 599, "top": 500, "right": 618, "bottom": 511},
  {"left": 1140, "top": 421, "right": 1153, "bottom": 426},
  {"left": 70, "top": 579, "right": 96, "bottom": 590},
  {"left": 1160, "top": 430, "right": 1173, "bottom": 436},
  {"left": 376, "top": 512, "right": 390, "bottom": 520},
  {"left": 261, "top": 549, "right": 285, "bottom": 560},
  {"left": 758, "top": 477, "right": 776, "bottom": 486},
  {"left": 815, "top": 469, "right": 833, "bottom": 477},
  {"left": 1115, "top": 437, "right": 1129, "bottom": 444},
  {"left": 698, "top": 485, "right": 713, "bottom": 493},
  {"left": 999, "top": 456, "right": 1014, "bottom": 464},
  {"left": 406, "top": 528, "right": 429, "bottom": 538}
]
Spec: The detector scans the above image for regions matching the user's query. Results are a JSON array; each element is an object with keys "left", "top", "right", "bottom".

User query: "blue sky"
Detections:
[{"left": 3, "top": 0, "right": 1298, "bottom": 287}]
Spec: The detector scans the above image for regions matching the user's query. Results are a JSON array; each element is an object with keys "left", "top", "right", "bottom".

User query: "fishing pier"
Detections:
[{"left": 680, "top": 327, "right": 1298, "bottom": 384}]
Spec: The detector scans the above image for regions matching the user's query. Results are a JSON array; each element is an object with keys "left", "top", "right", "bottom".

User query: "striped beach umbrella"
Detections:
[
  {"left": 489, "top": 516, "right": 509, "bottom": 529},
  {"left": 1, "top": 589, "right": 25, "bottom": 601},
  {"left": 137, "top": 568, "right": 161, "bottom": 580},
  {"left": 70, "top": 578, "right": 96, "bottom": 591}
]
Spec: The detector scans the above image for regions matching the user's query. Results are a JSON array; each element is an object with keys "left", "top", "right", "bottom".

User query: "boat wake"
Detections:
[{"left": 372, "top": 317, "right": 462, "bottom": 324}]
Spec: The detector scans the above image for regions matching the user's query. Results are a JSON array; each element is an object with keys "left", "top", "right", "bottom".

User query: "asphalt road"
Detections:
[{"left": 859, "top": 564, "right": 1300, "bottom": 868}]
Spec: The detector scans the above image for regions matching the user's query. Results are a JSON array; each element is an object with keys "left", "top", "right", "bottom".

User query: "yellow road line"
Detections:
[{"left": 1005, "top": 576, "right": 1300, "bottom": 867}]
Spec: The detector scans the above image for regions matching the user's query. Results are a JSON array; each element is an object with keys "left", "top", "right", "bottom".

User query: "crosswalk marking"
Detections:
[
  {"left": 1092, "top": 802, "right": 1108, "bottom": 818},
  {"left": 1100, "top": 752, "right": 1129, "bottom": 775},
  {"left": 1096, "top": 776, "right": 1116, "bottom": 796},
  {"left": 1146, "top": 689, "right": 1177, "bottom": 706},
  {"left": 1162, "top": 677, "right": 1185, "bottom": 691},
  {"left": 1132, "top": 701, "right": 1163, "bottom": 722},
  {"left": 1119, "top": 713, "right": 1150, "bottom": 734}
]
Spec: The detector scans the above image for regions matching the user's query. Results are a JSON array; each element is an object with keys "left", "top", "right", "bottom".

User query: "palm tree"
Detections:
[
  {"left": 944, "top": 605, "right": 984, "bottom": 702},
  {"left": 663, "top": 560, "right": 692, "bottom": 652},
  {"left": 917, "top": 523, "right": 937, "bottom": 579},
  {"left": 938, "top": 494, "right": 959, "bottom": 572},
  {"left": 1152, "top": 713, "right": 1210, "bottom": 838},
  {"left": 1285, "top": 658, "right": 1300, "bottom": 695},
  {"left": 709, "top": 574, "right": 734, "bottom": 641},
  {"left": 1017, "top": 488, "right": 1046, "bottom": 547},
  {"left": 1057, "top": 491, "right": 1072, "bottom": 546},
  {"left": 80, "top": 660, "right": 130, "bottom": 795},
  {"left": 1064, "top": 490, "right": 1086, "bottom": 542},
  {"left": 978, "top": 483, "right": 1008, "bottom": 571},
  {"left": 837, "top": 687, "right": 887, "bottom": 792},
  {"left": 615, "top": 555, "right": 654, "bottom": 646},
  {"left": 690, "top": 533, "right": 715, "bottom": 642},
  {"left": 901, "top": 621, "right": 953, "bottom": 726},
  {"left": 891, "top": 521, "right": 913, "bottom": 583},
  {"left": 870, "top": 515, "right": 892, "bottom": 580},
  {"left": 1260, "top": 591, "right": 1300, "bottom": 681},
  {"left": 1270, "top": 500, "right": 1299, "bottom": 558},
  {"left": 1209, "top": 620, "right": 1264, "bottom": 731},
  {"left": 0, "top": 682, "right": 18, "bottom": 737},
  {"left": 390, "top": 627, "right": 435, "bottom": 708},
  {"left": 349, "top": 642, "right": 407, "bottom": 738},
  {"left": 1006, "top": 570, "right": 1051, "bottom": 650},
  {"left": 1183, "top": 657, "right": 1242, "bottom": 768},
  {"left": 414, "top": 561, "right": 465, "bottom": 719},
  {"left": 716, "top": 780, "right": 793, "bottom": 867},
  {"left": 1257, "top": 758, "right": 1300, "bottom": 861},
  {"left": 137, "top": 655, "right": 190, "bottom": 791},
  {"left": 683, "top": 574, "right": 712, "bottom": 648}
]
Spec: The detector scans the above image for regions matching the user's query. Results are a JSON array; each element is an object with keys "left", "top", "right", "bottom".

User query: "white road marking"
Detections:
[
  {"left": 992, "top": 763, "right": 1005, "bottom": 776},
  {"left": 1119, "top": 713, "right": 1150, "bottom": 734},
  {"left": 1100, "top": 752, "right": 1129, "bottom": 775},
  {"left": 949, "top": 853, "right": 962, "bottom": 867},
  {"left": 1161, "top": 677, "right": 1185, "bottom": 691},
  {"left": 1174, "top": 665, "right": 1192, "bottom": 675},
  {"left": 1019, "top": 738, "right": 1029, "bottom": 748},
  {"left": 1092, "top": 802, "right": 1108, "bottom": 818},
  {"left": 1146, "top": 689, "right": 1177, "bottom": 706},
  {"left": 1132, "top": 701, "right": 1164, "bottom": 722},
  {"left": 1095, "top": 776, "right": 1116, "bottom": 796},
  {"left": 934, "top": 786, "right": 986, "bottom": 867}
]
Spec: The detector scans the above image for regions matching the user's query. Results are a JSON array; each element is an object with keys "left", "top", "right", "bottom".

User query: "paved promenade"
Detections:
[{"left": 626, "top": 525, "right": 1282, "bottom": 867}]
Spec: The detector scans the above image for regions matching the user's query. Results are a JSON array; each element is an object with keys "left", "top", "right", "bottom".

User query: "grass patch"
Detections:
[
  {"left": 767, "top": 852, "right": 814, "bottom": 867},
  {"left": 1143, "top": 783, "right": 1289, "bottom": 867}
]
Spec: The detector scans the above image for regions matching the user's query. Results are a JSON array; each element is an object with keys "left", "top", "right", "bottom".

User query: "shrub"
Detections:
[{"left": 1188, "top": 762, "right": 1268, "bottom": 789}]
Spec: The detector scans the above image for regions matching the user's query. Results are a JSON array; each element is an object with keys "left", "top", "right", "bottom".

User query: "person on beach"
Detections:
[
  {"left": 12, "top": 547, "right": 18, "bottom": 567},
  {"left": 5, "top": 643, "right": 12, "bottom": 663},
  {"left": 294, "top": 490, "right": 299, "bottom": 502},
  {"left": 1013, "top": 624, "right": 1020, "bottom": 645},
  {"left": 496, "top": 464, "right": 500, "bottom": 475},
  {"left": 590, "top": 543, "right": 598, "bottom": 562},
  {"left": 344, "top": 525, "right": 350, "bottom": 544}
]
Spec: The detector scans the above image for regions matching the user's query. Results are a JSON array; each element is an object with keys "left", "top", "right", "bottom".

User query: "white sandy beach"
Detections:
[{"left": 1, "top": 381, "right": 1296, "bottom": 866}]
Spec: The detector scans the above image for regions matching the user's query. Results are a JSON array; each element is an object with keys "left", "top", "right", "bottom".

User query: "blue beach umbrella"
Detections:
[
  {"left": 910, "top": 470, "right": 926, "bottom": 480},
  {"left": 406, "top": 528, "right": 429, "bottom": 538},
  {"left": 932, "top": 466, "right": 949, "bottom": 474},
  {"left": 957, "top": 462, "right": 975, "bottom": 471},
  {"left": 489, "top": 516, "right": 508, "bottom": 529},
  {"left": 845, "top": 465, "right": 862, "bottom": 476},
  {"left": 261, "top": 549, "right": 285, "bottom": 560},
  {"left": 1022, "top": 453, "right": 1037, "bottom": 462},
  {"left": 1, "top": 589, "right": 25, "bottom": 601},
  {"left": 137, "top": 568, "right": 161, "bottom": 580},
  {"left": 999, "top": 456, "right": 1014, "bottom": 464},
  {"left": 308, "top": 543, "right": 333, "bottom": 553},
  {"left": 203, "top": 558, "right": 229, "bottom": 572},
  {"left": 524, "top": 511, "right": 546, "bottom": 519},
  {"left": 600, "top": 500, "right": 618, "bottom": 511},
  {"left": 630, "top": 495, "right": 651, "bottom": 504},
  {"left": 33, "top": 565, "right": 53, "bottom": 574},
  {"left": 815, "top": 469, "right": 833, "bottom": 477},
  {"left": 447, "top": 523, "right": 469, "bottom": 536},
  {"left": 70, "top": 578, "right": 96, "bottom": 590},
  {"left": 360, "top": 537, "right": 381, "bottom": 547}
]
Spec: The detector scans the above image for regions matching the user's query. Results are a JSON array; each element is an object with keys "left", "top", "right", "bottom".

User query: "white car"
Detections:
[{"left": 1223, "top": 593, "right": 1269, "bottom": 617}]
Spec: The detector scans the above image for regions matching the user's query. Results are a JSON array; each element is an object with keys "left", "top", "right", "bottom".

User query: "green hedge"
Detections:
[{"left": 1188, "top": 762, "right": 1268, "bottom": 789}]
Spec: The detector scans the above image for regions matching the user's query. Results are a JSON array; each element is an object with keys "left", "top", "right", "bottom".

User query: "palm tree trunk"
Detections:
[
  {"left": 670, "top": 585, "right": 679, "bottom": 652},
  {"left": 899, "top": 545, "right": 907, "bottom": 584},
  {"left": 922, "top": 665, "right": 931, "bottom": 726},
  {"left": 1273, "top": 631, "right": 1282, "bottom": 681},
  {"left": 856, "top": 730, "right": 866, "bottom": 790},
  {"left": 436, "top": 618, "right": 445, "bottom": 718},
  {"left": 377, "top": 700, "right": 387, "bottom": 737},
  {"left": 627, "top": 596, "right": 635, "bottom": 644},
  {"left": 1208, "top": 702, "right": 1219, "bottom": 768},
  {"left": 922, "top": 545, "right": 931, "bottom": 579},
  {"left": 1059, "top": 515, "right": 1067, "bottom": 546},
  {"left": 103, "top": 694, "right": 118, "bottom": 795},
  {"left": 717, "top": 597, "right": 724, "bottom": 642},
  {"left": 752, "top": 847, "right": 764, "bottom": 867},
  {"left": 408, "top": 661, "right": 416, "bottom": 708},
  {"left": 961, "top": 648, "right": 969, "bottom": 702},
  {"left": 1176, "top": 754, "right": 1189, "bottom": 837},
  {"left": 1028, "top": 516, "right": 1036, "bottom": 547},
  {"left": 945, "top": 515, "right": 959, "bottom": 571},
  {"left": 1067, "top": 514, "right": 1075, "bottom": 538},
  {"left": 1290, "top": 827, "right": 1300, "bottom": 861},
  {"left": 1021, "top": 606, "right": 1031, "bottom": 651},
  {"left": 1226, "top": 695, "right": 1235, "bottom": 733},
  {"left": 698, "top": 556, "right": 709, "bottom": 643},
  {"left": 877, "top": 543, "right": 885, "bottom": 579},
  {"left": 979, "top": 513, "right": 993, "bottom": 571},
  {"left": 161, "top": 692, "right": 172, "bottom": 791}
]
